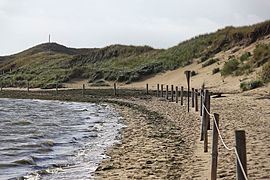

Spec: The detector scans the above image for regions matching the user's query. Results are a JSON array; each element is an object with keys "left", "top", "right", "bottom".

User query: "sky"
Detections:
[{"left": 0, "top": 0, "right": 270, "bottom": 56}]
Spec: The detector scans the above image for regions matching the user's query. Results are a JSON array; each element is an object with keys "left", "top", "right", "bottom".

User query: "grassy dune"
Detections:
[{"left": 0, "top": 20, "right": 270, "bottom": 88}]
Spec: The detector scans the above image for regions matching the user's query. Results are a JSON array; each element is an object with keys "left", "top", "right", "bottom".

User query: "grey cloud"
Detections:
[{"left": 0, "top": 0, "right": 269, "bottom": 55}]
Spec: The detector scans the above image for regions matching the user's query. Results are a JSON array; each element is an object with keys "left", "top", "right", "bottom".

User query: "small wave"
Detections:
[
  {"left": 0, "top": 163, "right": 18, "bottom": 167},
  {"left": 14, "top": 157, "right": 36, "bottom": 165},
  {"left": 0, "top": 147, "right": 19, "bottom": 151},
  {"left": 40, "top": 123, "right": 58, "bottom": 126},
  {"left": 1, "top": 119, "right": 12, "bottom": 123},
  {"left": 7, "top": 120, "right": 31, "bottom": 126},
  {"left": 35, "top": 147, "right": 53, "bottom": 152},
  {"left": 30, "top": 134, "right": 45, "bottom": 139},
  {"left": 89, "top": 133, "right": 99, "bottom": 137},
  {"left": 18, "top": 143, "right": 41, "bottom": 149},
  {"left": 90, "top": 112, "right": 100, "bottom": 116},
  {"left": 72, "top": 151, "right": 86, "bottom": 157},
  {"left": 23, "top": 167, "right": 64, "bottom": 179},
  {"left": 40, "top": 167, "right": 64, "bottom": 174},
  {"left": 92, "top": 120, "right": 105, "bottom": 124},
  {"left": 83, "top": 133, "right": 99, "bottom": 138},
  {"left": 41, "top": 141, "right": 54, "bottom": 147},
  {"left": 52, "top": 163, "right": 72, "bottom": 168},
  {"left": 73, "top": 109, "right": 88, "bottom": 112},
  {"left": 88, "top": 125, "right": 102, "bottom": 132}
]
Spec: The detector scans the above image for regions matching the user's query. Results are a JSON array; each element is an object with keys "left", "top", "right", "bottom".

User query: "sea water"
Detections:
[{"left": 0, "top": 98, "right": 125, "bottom": 179}]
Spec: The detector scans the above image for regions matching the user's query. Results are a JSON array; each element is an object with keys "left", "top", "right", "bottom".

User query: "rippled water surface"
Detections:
[{"left": 0, "top": 98, "right": 124, "bottom": 179}]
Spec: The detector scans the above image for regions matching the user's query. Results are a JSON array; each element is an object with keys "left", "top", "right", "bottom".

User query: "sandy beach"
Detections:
[
  {"left": 0, "top": 82, "right": 269, "bottom": 179},
  {"left": 95, "top": 89, "right": 270, "bottom": 179}
]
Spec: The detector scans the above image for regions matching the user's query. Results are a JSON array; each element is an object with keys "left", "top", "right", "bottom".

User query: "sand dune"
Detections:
[{"left": 64, "top": 35, "right": 270, "bottom": 95}]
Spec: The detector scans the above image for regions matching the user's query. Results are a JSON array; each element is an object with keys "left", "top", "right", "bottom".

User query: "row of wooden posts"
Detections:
[
  {"left": 147, "top": 83, "right": 248, "bottom": 180},
  {"left": 0, "top": 81, "right": 112, "bottom": 96},
  {"left": 0, "top": 81, "right": 87, "bottom": 96},
  {"left": 146, "top": 83, "right": 198, "bottom": 113}
]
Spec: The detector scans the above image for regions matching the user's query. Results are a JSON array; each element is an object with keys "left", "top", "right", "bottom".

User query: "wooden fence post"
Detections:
[
  {"left": 235, "top": 130, "right": 247, "bottom": 180},
  {"left": 195, "top": 89, "right": 198, "bottom": 112},
  {"left": 146, "top": 84, "right": 149, "bottom": 95},
  {"left": 56, "top": 83, "right": 58, "bottom": 94},
  {"left": 206, "top": 92, "right": 211, "bottom": 130},
  {"left": 187, "top": 86, "right": 190, "bottom": 112},
  {"left": 82, "top": 84, "right": 85, "bottom": 95},
  {"left": 200, "top": 90, "right": 208, "bottom": 141},
  {"left": 114, "top": 83, "right": 117, "bottom": 96},
  {"left": 185, "top": 71, "right": 191, "bottom": 112},
  {"left": 175, "top": 86, "right": 178, "bottom": 103},
  {"left": 161, "top": 84, "right": 164, "bottom": 97},
  {"left": 166, "top": 85, "right": 168, "bottom": 100},
  {"left": 180, "top": 86, "right": 184, "bottom": 105},
  {"left": 192, "top": 88, "right": 195, "bottom": 107},
  {"left": 171, "top": 85, "right": 174, "bottom": 102},
  {"left": 27, "top": 81, "right": 29, "bottom": 92},
  {"left": 200, "top": 90, "right": 205, "bottom": 141},
  {"left": 203, "top": 90, "right": 209, "bottom": 152},
  {"left": 207, "top": 92, "right": 211, "bottom": 130},
  {"left": 200, "top": 89, "right": 203, "bottom": 116},
  {"left": 157, "top": 84, "right": 160, "bottom": 97},
  {"left": 211, "top": 113, "right": 219, "bottom": 180}
]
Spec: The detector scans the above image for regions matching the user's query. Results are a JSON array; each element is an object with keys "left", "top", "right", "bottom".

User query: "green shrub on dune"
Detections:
[
  {"left": 202, "top": 58, "right": 219, "bottom": 68},
  {"left": 240, "top": 80, "right": 263, "bottom": 91},
  {"left": 221, "top": 59, "right": 239, "bottom": 76},
  {"left": 212, "top": 68, "right": 220, "bottom": 74},
  {"left": 261, "top": 61, "right": 270, "bottom": 82}
]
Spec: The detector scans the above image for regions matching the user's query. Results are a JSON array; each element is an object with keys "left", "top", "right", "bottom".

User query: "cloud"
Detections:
[
  {"left": 247, "top": 14, "right": 264, "bottom": 24},
  {"left": 0, "top": 0, "right": 270, "bottom": 55}
]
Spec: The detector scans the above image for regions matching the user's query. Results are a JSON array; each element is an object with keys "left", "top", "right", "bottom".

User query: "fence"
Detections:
[
  {"left": 153, "top": 83, "right": 248, "bottom": 180},
  {"left": 0, "top": 81, "right": 88, "bottom": 95}
]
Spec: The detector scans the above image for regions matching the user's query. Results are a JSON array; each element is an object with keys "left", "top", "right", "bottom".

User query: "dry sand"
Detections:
[
  {"left": 95, "top": 90, "right": 270, "bottom": 179},
  {"left": 63, "top": 35, "right": 270, "bottom": 95},
  {"left": 123, "top": 35, "right": 270, "bottom": 93}
]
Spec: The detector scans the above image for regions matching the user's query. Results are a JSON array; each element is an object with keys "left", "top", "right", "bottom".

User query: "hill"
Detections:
[{"left": 0, "top": 20, "right": 270, "bottom": 90}]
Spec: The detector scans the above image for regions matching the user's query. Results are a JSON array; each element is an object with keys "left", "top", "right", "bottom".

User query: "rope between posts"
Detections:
[
  {"left": 234, "top": 147, "right": 249, "bottom": 180},
  {"left": 202, "top": 103, "right": 234, "bottom": 151},
  {"left": 156, "top": 86, "right": 248, "bottom": 179},
  {"left": 201, "top": 100, "right": 248, "bottom": 180},
  {"left": 211, "top": 112, "right": 233, "bottom": 151},
  {"left": 154, "top": 85, "right": 248, "bottom": 179}
]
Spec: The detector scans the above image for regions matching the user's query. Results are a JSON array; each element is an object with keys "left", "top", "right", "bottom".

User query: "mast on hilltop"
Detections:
[{"left": 48, "top": 34, "right": 51, "bottom": 55}]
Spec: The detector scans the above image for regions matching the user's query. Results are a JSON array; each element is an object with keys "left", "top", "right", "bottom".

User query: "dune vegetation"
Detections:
[{"left": 0, "top": 20, "right": 270, "bottom": 88}]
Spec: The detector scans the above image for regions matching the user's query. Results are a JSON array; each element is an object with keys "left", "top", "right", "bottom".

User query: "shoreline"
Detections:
[
  {"left": 1, "top": 88, "right": 270, "bottom": 179},
  {"left": 95, "top": 98, "right": 201, "bottom": 179},
  {"left": 0, "top": 89, "right": 198, "bottom": 178}
]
